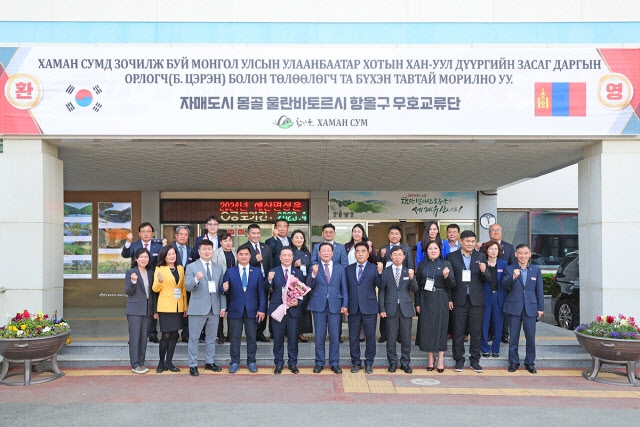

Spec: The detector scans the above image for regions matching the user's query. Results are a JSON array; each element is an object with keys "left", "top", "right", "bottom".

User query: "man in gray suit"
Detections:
[
  {"left": 184, "top": 239, "right": 226, "bottom": 376},
  {"left": 378, "top": 246, "right": 417, "bottom": 373}
]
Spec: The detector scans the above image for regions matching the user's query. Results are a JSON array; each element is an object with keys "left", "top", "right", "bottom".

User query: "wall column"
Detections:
[
  {"left": 578, "top": 140, "right": 640, "bottom": 321},
  {"left": 0, "top": 139, "right": 64, "bottom": 317}
]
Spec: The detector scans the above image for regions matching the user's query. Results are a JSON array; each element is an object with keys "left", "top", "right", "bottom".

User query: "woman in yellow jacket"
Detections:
[{"left": 152, "top": 245, "right": 187, "bottom": 373}]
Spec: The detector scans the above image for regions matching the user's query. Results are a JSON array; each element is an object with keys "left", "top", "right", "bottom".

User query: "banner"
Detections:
[
  {"left": 329, "top": 191, "right": 477, "bottom": 220},
  {"left": 1, "top": 46, "right": 638, "bottom": 136},
  {"left": 97, "top": 202, "right": 132, "bottom": 279},
  {"left": 63, "top": 202, "right": 92, "bottom": 279}
]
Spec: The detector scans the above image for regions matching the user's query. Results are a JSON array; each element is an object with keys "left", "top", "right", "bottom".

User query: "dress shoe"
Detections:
[
  {"left": 331, "top": 366, "right": 342, "bottom": 374},
  {"left": 365, "top": 365, "right": 373, "bottom": 374},
  {"left": 491, "top": 353, "right": 499, "bottom": 358},
  {"left": 388, "top": 364, "right": 397, "bottom": 373},
  {"left": 464, "top": 335, "right": 469, "bottom": 342},
  {"left": 198, "top": 339, "right": 205, "bottom": 343},
  {"left": 257, "top": 335, "right": 270, "bottom": 343},
  {"left": 274, "top": 365, "right": 283, "bottom": 374},
  {"left": 427, "top": 366, "right": 434, "bottom": 372},
  {"left": 248, "top": 363, "right": 258, "bottom": 373},
  {"left": 156, "top": 362, "right": 165, "bottom": 373},
  {"left": 482, "top": 353, "right": 490, "bottom": 358},
  {"left": 470, "top": 361, "right": 483, "bottom": 373},
  {"left": 339, "top": 337, "right": 343, "bottom": 344},
  {"left": 488, "top": 335, "right": 494, "bottom": 342},
  {"left": 204, "top": 363, "right": 222, "bottom": 372},
  {"left": 132, "top": 366, "right": 147, "bottom": 374},
  {"left": 437, "top": 368, "right": 445, "bottom": 373},
  {"left": 525, "top": 364, "right": 537, "bottom": 374},
  {"left": 454, "top": 360, "right": 464, "bottom": 372},
  {"left": 225, "top": 336, "right": 231, "bottom": 342},
  {"left": 313, "top": 365, "right": 323, "bottom": 373},
  {"left": 229, "top": 363, "right": 239, "bottom": 374},
  {"left": 181, "top": 336, "right": 189, "bottom": 343},
  {"left": 289, "top": 365, "right": 299, "bottom": 374},
  {"left": 508, "top": 363, "right": 520, "bottom": 372},
  {"left": 351, "top": 365, "right": 361, "bottom": 373},
  {"left": 189, "top": 366, "right": 199, "bottom": 376},
  {"left": 378, "top": 337, "right": 387, "bottom": 343},
  {"left": 501, "top": 337, "right": 509, "bottom": 344},
  {"left": 149, "top": 336, "right": 160, "bottom": 344},
  {"left": 298, "top": 336, "right": 308, "bottom": 343},
  {"left": 217, "top": 337, "right": 225, "bottom": 345},
  {"left": 400, "top": 365, "right": 412, "bottom": 374},
  {"left": 165, "top": 363, "right": 180, "bottom": 372},
  {"left": 359, "top": 338, "right": 365, "bottom": 343}
]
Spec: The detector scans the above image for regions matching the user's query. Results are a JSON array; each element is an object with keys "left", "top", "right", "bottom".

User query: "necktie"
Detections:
[
  {"left": 255, "top": 244, "right": 261, "bottom": 255},
  {"left": 206, "top": 262, "right": 212, "bottom": 281},
  {"left": 144, "top": 243, "right": 148, "bottom": 250},
  {"left": 357, "top": 264, "right": 363, "bottom": 282},
  {"left": 242, "top": 267, "right": 248, "bottom": 290},
  {"left": 324, "top": 263, "right": 331, "bottom": 282},
  {"left": 284, "top": 268, "right": 289, "bottom": 282},
  {"left": 181, "top": 246, "right": 187, "bottom": 266},
  {"left": 395, "top": 267, "right": 401, "bottom": 287}
]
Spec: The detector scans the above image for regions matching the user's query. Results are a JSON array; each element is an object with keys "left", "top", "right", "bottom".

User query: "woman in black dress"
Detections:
[
  {"left": 416, "top": 240, "right": 455, "bottom": 372},
  {"left": 291, "top": 229, "right": 313, "bottom": 342}
]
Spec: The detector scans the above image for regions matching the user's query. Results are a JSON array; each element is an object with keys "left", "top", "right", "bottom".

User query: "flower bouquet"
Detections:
[
  {"left": 575, "top": 314, "right": 640, "bottom": 340},
  {"left": 270, "top": 275, "right": 311, "bottom": 322},
  {"left": 0, "top": 310, "right": 70, "bottom": 340}
]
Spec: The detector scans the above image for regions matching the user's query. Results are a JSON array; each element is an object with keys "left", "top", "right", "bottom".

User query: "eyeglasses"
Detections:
[
  {"left": 206, "top": 222, "right": 219, "bottom": 226},
  {"left": 490, "top": 229, "right": 502, "bottom": 233}
]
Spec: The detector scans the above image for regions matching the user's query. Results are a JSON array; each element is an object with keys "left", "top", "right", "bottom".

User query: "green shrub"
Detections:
[{"left": 543, "top": 273, "right": 561, "bottom": 298}]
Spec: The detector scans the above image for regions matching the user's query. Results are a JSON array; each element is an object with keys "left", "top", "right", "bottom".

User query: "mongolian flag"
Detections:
[{"left": 535, "top": 82, "right": 586, "bottom": 116}]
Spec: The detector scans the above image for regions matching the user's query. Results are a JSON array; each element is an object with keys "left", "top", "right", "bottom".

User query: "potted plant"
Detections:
[
  {"left": 0, "top": 310, "right": 71, "bottom": 386},
  {"left": 574, "top": 314, "right": 640, "bottom": 387}
]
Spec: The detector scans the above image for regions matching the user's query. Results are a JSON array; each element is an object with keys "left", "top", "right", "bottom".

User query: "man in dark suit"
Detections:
[
  {"left": 376, "top": 225, "right": 415, "bottom": 343},
  {"left": 266, "top": 219, "right": 293, "bottom": 268},
  {"left": 346, "top": 242, "right": 380, "bottom": 373},
  {"left": 311, "top": 223, "right": 349, "bottom": 267},
  {"left": 448, "top": 230, "right": 491, "bottom": 373},
  {"left": 265, "top": 247, "right": 305, "bottom": 374},
  {"left": 487, "top": 223, "right": 517, "bottom": 344},
  {"left": 378, "top": 246, "right": 418, "bottom": 373},
  {"left": 172, "top": 226, "right": 195, "bottom": 343},
  {"left": 121, "top": 222, "right": 165, "bottom": 343},
  {"left": 221, "top": 246, "right": 266, "bottom": 374},
  {"left": 192, "top": 215, "right": 222, "bottom": 261},
  {"left": 239, "top": 223, "right": 273, "bottom": 342},
  {"left": 307, "top": 242, "right": 348, "bottom": 374},
  {"left": 502, "top": 244, "right": 544, "bottom": 374}
]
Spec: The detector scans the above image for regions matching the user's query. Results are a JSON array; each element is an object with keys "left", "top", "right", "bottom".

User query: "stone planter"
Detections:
[
  {"left": 574, "top": 331, "right": 640, "bottom": 387},
  {"left": 0, "top": 331, "right": 70, "bottom": 386}
]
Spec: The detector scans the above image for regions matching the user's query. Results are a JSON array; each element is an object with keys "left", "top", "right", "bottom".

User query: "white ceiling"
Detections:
[{"left": 54, "top": 138, "right": 591, "bottom": 192}]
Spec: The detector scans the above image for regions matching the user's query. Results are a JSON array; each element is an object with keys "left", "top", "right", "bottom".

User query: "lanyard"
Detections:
[{"left": 430, "top": 260, "right": 440, "bottom": 280}]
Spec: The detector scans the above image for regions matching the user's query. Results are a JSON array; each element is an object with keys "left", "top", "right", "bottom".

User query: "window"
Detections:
[
  {"left": 531, "top": 210, "right": 578, "bottom": 267},
  {"left": 497, "top": 210, "right": 529, "bottom": 248}
]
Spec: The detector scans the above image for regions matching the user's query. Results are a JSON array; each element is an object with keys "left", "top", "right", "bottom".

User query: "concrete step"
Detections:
[{"left": 56, "top": 339, "right": 593, "bottom": 369}]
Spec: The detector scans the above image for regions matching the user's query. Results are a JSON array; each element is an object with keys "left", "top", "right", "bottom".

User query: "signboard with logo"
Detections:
[
  {"left": 330, "top": 191, "right": 477, "bottom": 220},
  {"left": 63, "top": 202, "right": 92, "bottom": 279},
  {"left": 161, "top": 199, "right": 309, "bottom": 223},
  {"left": 1, "top": 46, "right": 638, "bottom": 136}
]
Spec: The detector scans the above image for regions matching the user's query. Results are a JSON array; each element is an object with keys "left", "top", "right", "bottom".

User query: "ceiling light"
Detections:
[
  {"left": 422, "top": 143, "right": 439, "bottom": 147},
  {"left": 174, "top": 143, "right": 189, "bottom": 147},
  {"left": 257, "top": 143, "right": 272, "bottom": 147},
  {"left": 505, "top": 144, "right": 520, "bottom": 148}
]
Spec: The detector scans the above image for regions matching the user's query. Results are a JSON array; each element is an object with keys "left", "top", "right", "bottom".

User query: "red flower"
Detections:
[
  {"left": 606, "top": 315, "right": 615, "bottom": 324},
  {"left": 595, "top": 316, "right": 602, "bottom": 322},
  {"left": 44, "top": 314, "right": 49, "bottom": 319},
  {"left": 23, "top": 310, "right": 30, "bottom": 318}
]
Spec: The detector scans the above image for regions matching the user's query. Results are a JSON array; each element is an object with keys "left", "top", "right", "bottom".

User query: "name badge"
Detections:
[
  {"left": 208, "top": 280, "right": 216, "bottom": 293},
  {"left": 173, "top": 288, "right": 181, "bottom": 299},
  {"left": 532, "top": 277, "right": 537, "bottom": 280},
  {"left": 403, "top": 276, "right": 409, "bottom": 280},
  {"left": 424, "top": 278, "right": 435, "bottom": 291},
  {"left": 497, "top": 269, "right": 503, "bottom": 273},
  {"left": 153, "top": 253, "right": 159, "bottom": 256},
  {"left": 462, "top": 270, "right": 471, "bottom": 282},
  {"left": 300, "top": 265, "right": 307, "bottom": 276},
  {"left": 385, "top": 260, "right": 393, "bottom": 268}
]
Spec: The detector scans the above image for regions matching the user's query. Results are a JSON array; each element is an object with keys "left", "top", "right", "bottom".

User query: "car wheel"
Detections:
[{"left": 555, "top": 299, "right": 579, "bottom": 330}]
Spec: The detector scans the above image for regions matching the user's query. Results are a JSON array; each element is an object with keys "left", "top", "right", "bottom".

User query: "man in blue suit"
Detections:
[
  {"left": 346, "top": 242, "right": 380, "bottom": 374},
  {"left": 307, "top": 242, "right": 348, "bottom": 374},
  {"left": 172, "top": 226, "right": 195, "bottom": 343},
  {"left": 221, "top": 246, "right": 266, "bottom": 374},
  {"left": 121, "top": 222, "right": 165, "bottom": 343},
  {"left": 265, "top": 219, "right": 293, "bottom": 268},
  {"left": 192, "top": 215, "right": 222, "bottom": 261},
  {"left": 265, "top": 247, "right": 305, "bottom": 374},
  {"left": 311, "top": 223, "right": 348, "bottom": 267},
  {"left": 502, "top": 244, "right": 544, "bottom": 374}
]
